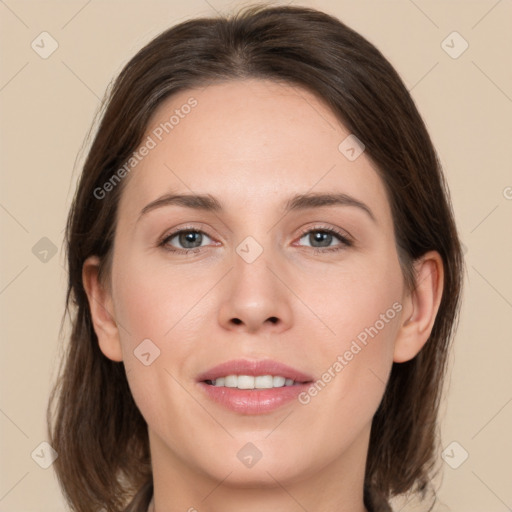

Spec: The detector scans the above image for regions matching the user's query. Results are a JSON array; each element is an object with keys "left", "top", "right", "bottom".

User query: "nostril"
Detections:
[{"left": 230, "top": 317, "right": 278, "bottom": 325}]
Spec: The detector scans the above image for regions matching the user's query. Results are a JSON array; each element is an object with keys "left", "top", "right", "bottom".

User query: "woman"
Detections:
[{"left": 47, "top": 5, "right": 464, "bottom": 512}]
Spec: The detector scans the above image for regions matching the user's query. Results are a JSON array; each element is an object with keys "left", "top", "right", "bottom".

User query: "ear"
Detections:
[
  {"left": 393, "top": 250, "right": 444, "bottom": 363},
  {"left": 82, "top": 255, "right": 123, "bottom": 362}
]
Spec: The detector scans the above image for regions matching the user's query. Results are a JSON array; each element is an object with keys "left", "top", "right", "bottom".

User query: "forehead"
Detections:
[{"left": 118, "top": 79, "right": 389, "bottom": 221}]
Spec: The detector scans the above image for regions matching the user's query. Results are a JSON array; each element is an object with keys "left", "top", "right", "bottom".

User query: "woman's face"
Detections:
[{"left": 99, "top": 79, "right": 412, "bottom": 488}]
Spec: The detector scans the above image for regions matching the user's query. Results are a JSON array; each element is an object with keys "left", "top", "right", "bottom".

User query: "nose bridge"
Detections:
[{"left": 233, "top": 232, "right": 279, "bottom": 300}]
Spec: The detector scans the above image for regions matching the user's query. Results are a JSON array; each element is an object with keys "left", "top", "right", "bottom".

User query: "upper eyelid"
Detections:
[{"left": 297, "top": 224, "right": 352, "bottom": 239}]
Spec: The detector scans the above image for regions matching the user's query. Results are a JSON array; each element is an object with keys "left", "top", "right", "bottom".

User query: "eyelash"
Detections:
[{"left": 157, "top": 224, "right": 353, "bottom": 255}]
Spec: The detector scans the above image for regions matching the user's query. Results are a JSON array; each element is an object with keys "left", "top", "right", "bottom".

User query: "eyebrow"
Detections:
[{"left": 138, "top": 191, "right": 376, "bottom": 223}]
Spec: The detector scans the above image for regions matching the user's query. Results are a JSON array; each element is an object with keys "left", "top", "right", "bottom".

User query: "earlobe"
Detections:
[
  {"left": 82, "top": 255, "right": 123, "bottom": 362},
  {"left": 393, "top": 251, "right": 444, "bottom": 363}
]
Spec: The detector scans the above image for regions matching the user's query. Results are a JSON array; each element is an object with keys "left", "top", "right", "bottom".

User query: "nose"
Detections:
[{"left": 217, "top": 246, "right": 293, "bottom": 335}]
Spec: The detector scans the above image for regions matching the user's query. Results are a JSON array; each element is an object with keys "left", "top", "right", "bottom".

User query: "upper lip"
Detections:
[{"left": 196, "top": 359, "right": 314, "bottom": 383}]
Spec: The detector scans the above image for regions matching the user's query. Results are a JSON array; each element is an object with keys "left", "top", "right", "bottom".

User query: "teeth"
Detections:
[
  {"left": 224, "top": 375, "right": 238, "bottom": 387},
  {"left": 210, "top": 375, "right": 297, "bottom": 389},
  {"left": 272, "top": 376, "right": 285, "bottom": 387},
  {"left": 238, "top": 375, "right": 255, "bottom": 389}
]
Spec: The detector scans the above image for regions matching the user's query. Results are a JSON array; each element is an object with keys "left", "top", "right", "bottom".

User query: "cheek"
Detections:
[
  {"left": 110, "top": 251, "right": 212, "bottom": 404},
  {"left": 307, "top": 244, "right": 404, "bottom": 351},
  {"left": 110, "top": 256, "right": 202, "bottom": 431},
  {"left": 299, "top": 245, "right": 404, "bottom": 415},
  {"left": 111, "top": 249, "right": 206, "bottom": 346}
]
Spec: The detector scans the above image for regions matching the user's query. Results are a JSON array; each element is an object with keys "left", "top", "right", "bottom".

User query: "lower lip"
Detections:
[{"left": 197, "top": 381, "right": 310, "bottom": 414}]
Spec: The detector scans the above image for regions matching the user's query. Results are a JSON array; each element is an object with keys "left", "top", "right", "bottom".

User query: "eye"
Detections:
[
  {"left": 158, "top": 224, "right": 353, "bottom": 256},
  {"left": 159, "top": 228, "right": 214, "bottom": 254},
  {"left": 296, "top": 226, "right": 353, "bottom": 253}
]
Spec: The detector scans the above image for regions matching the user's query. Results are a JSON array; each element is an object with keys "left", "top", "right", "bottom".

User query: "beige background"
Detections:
[{"left": 1, "top": 0, "right": 511, "bottom": 510}]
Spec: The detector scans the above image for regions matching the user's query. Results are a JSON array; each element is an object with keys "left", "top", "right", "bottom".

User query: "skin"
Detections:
[{"left": 83, "top": 79, "right": 444, "bottom": 512}]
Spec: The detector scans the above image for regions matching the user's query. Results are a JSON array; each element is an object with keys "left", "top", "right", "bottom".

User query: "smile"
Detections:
[{"left": 197, "top": 359, "right": 314, "bottom": 414}]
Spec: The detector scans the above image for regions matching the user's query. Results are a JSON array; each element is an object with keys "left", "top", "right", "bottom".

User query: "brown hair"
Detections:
[{"left": 47, "top": 4, "right": 464, "bottom": 512}]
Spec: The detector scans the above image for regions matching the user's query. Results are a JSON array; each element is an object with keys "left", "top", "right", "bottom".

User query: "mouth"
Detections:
[{"left": 196, "top": 359, "right": 314, "bottom": 414}]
